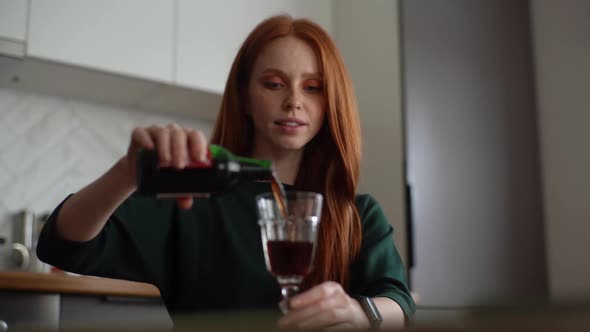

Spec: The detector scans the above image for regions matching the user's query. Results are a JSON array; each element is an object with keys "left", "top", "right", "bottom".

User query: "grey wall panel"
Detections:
[{"left": 402, "top": 0, "right": 547, "bottom": 306}]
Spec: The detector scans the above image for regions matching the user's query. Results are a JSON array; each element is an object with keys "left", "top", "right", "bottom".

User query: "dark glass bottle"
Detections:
[{"left": 136, "top": 144, "right": 273, "bottom": 197}]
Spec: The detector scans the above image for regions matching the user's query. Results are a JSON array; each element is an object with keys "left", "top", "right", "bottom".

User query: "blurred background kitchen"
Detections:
[{"left": 0, "top": 0, "right": 588, "bottom": 330}]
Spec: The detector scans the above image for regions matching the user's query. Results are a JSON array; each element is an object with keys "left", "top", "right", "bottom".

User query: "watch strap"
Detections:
[{"left": 354, "top": 296, "right": 383, "bottom": 330}]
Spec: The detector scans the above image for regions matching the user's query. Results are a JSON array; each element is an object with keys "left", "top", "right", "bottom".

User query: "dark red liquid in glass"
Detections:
[{"left": 267, "top": 240, "right": 313, "bottom": 277}]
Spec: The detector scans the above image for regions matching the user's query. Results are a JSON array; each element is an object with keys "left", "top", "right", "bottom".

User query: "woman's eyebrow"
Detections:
[
  {"left": 260, "top": 68, "right": 285, "bottom": 76},
  {"left": 302, "top": 72, "right": 322, "bottom": 79},
  {"left": 260, "top": 68, "right": 322, "bottom": 79}
]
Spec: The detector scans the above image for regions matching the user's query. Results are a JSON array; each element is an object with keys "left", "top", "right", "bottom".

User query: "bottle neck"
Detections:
[
  {"left": 210, "top": 144, "right": 272, "bottom": 169},
  {"left": 234, "top": 161, "right": 274, "bottom": 182},
  {"left": 211, "top": 145, "right": 274, "bottom": 182}
]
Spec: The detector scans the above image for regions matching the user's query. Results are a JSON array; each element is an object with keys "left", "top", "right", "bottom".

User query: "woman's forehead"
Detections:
[{"left": 252, "top": 36, "right": 321, "bottom": 77}]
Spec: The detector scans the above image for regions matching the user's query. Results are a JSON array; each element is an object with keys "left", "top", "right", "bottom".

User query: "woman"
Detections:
[{"left": 37, "top": 15, "right": 415, "bottom": 330}]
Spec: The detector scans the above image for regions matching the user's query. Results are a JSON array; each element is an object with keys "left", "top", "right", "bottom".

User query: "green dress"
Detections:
[{"left": 37, "top": 181, "right": 415, "bottom": 319}]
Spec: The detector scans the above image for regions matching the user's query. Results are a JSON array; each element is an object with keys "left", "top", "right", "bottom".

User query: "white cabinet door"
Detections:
[
  {"left": 176, "top": 0, "right": 332, "bottom": 94},
  {"left": 0, "top": 0, "right": 28, "bottom": 41},
  {"left": 28, "top": 0, "right": 174, "bottom": 83}
]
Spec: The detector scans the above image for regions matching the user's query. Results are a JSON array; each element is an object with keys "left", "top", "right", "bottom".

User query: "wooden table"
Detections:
[{"left": 0, "top": 271, "right": 160, "bottom": 297}]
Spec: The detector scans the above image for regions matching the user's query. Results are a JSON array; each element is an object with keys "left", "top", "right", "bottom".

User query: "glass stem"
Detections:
[{"left": 279, "top": 285, "right": 300, "bottom": 314}]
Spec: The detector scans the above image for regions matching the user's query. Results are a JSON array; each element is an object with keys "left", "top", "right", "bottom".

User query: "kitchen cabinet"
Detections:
[
  {"left": 1, "top": 1, "right": 333, "bottom": 121},
  {"left": 176, "top": 0, "right": 332, "bottom": 93},
  {"left": 0, "top": 0, "right": 28, "bottom": 57},
  {"left": 0, "top": 292, "right": 60, "bottom": 330},
  {"left": 0, "top": 0, "right": 28, "bottom": 41},
  {"left": 0, "top": 271, "right": 171, "bottom": 330},
  {"left": 27, "top": 0, "right": 175, "bottom": 83}
]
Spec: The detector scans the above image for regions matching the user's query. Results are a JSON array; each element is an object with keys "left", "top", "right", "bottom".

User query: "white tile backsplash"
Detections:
[{"left": 0, "top": 87, "right": 213, "bottom": 241}]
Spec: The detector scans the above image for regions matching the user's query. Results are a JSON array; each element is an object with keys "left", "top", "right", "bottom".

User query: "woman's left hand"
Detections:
[{"left": 278, "top": 281, "right": 370, "bottom": 331}]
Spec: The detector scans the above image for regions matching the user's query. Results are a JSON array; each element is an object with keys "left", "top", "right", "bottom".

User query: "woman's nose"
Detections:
[{"left": 282, "top": 89, "right": 302, "bottom": 111}]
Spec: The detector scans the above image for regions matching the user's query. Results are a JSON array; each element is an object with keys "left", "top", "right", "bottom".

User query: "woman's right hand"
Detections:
[{"left": 124, "top": 123, "right": 209, "bottom": 210}]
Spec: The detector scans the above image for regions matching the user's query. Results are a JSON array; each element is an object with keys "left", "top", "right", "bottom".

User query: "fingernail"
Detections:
[{"left": 178, "top": 158, "right": 187, "bottom": 169}]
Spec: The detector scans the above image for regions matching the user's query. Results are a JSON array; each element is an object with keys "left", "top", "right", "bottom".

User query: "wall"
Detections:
[
  {"left": 332, "top": 0, "right": 408, "bottom": 265},
  {"left": 531, "top": 0, "right": 590, "bottom": 300},
  {"left": 402, "top": 0, "right": 547, "bottom": 306},
  {"left": 0, "top": 88, "right": 212, "bottom": 242}
]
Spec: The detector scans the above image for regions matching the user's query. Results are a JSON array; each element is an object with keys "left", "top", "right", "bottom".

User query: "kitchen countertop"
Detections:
[{"left": 0, "top": 271, "right": 160, "bottom": 297}]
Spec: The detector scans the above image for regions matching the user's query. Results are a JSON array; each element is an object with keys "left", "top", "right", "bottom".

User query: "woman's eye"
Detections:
[
  {"left": 304, "top": 85, "right": 323, "bottom": 93},
  {"left": 263, "top": 81, "right": 283, "bottom": 89},
  {"left": 303, "top": 79, "right": 323, "bottom": 93}
]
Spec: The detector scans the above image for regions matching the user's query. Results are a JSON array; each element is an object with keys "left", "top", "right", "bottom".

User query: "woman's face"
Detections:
[{"left": 248, "top": 36, "right": 326, "bottom": 154}]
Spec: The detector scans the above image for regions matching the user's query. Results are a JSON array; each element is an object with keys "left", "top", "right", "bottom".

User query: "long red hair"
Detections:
[{"left": 210, "top": 15, "right": 362, "bottom": 290}]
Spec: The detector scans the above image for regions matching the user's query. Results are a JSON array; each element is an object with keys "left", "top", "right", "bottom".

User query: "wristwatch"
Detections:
[{"left": 354, "top": 296, "right": 383, "bottom": 330}]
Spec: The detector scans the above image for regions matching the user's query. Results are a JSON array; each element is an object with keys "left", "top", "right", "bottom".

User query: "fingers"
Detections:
[
  {"left": 280, "top": 294, "right": 346, "bottom": 326},
  {"left": 176, "top": 197, "right": 193, "bottom": 210},
  {"left": 130, "top": 127, "right": 156, "bottom": 151},
  {"left": 290, "top": 281, "right": 342, "bottom": 309},
  {"left": 186, "top": 128, "right": 208, "bottom": 162},
  {"left": 170, "top": 124, "right": 188, "bottom": 169},
  {"left": 279, "top": 282, "right": 357, "bottom": 330},
  {"left": 128, "top": 123, "right": 208, "bottom": 210},
  {"left": 324, "top": 322, "right": 355, "bottom": 331},
  {"left": 151, "top": 125, "right": 172, "bottom": 165},
  {"left": 135, "top": 124, "right": 207, "bottom": 166}
]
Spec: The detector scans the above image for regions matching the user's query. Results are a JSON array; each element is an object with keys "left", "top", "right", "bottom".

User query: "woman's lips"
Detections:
[{"left": 274, "top": 120, "right": 307, "bottom": 134}]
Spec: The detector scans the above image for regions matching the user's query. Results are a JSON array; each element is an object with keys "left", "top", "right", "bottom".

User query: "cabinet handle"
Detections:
[
  {"left": 0, "top": 320, "right": 8, "bottom": 331},
  {"left": 10, "top": 243, "right": 30, "bottom": 270}
]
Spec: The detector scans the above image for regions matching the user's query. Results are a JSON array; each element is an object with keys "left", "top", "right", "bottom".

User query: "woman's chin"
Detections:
[{"left": 273, "top": 139, "right": 308, "bottom": 152}]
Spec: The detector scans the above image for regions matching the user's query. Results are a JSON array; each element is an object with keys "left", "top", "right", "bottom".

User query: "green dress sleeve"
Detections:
[
  {"left": 36, "top": 193, "right": 177, "bottom": 296},
  {"left": 350, "top": 194, "right": 416, "bottom": 318}
]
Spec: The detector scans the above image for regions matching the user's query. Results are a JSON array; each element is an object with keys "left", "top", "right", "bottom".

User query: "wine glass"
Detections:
[{"left": 256, "top": 191, "right": 323, "bottom": 313}]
